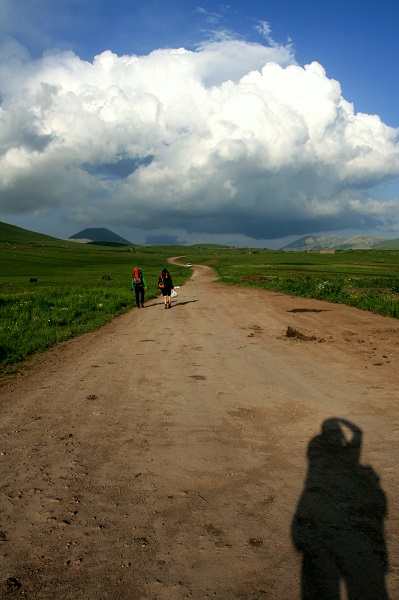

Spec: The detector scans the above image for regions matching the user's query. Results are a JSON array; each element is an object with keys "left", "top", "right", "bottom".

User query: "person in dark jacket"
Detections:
[{"left": 158, "top": 268, "right": 174, "bottom": 309}]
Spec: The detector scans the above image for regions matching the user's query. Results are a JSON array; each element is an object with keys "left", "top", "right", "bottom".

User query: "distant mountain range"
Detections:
[
  {"left": 2, "top": 220, "right": 399, "bottom": 251},
  {"left": 280, "top": 235, "right": 399, "bottom": 251},
  {"left": 68, "top": 228, "right": 131, "bottom": 244}
]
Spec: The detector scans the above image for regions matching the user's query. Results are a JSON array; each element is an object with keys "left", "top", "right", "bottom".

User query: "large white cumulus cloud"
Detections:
[{"left": 0, "top": 35, "right": 399, "bottom": 240}]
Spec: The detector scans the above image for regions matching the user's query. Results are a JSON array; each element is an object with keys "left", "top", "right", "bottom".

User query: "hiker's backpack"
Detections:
[
  {"left": 158, "top": 272, "right": 165, "bottom": 289},
  {"left": 133, "top": 267, "right": 142, "bottom": 285}
]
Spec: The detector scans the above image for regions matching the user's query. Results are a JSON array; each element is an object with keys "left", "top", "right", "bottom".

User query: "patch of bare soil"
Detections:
[{"left": 0, "top": 264, "right": 398, "bottom": 599}]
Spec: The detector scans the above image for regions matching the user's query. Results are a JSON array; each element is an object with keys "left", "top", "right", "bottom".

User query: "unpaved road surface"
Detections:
[{"left": 1, "top": 264, "right": 399, "bottom": 599}]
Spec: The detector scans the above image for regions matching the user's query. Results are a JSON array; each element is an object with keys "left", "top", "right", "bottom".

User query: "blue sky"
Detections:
[{"left": 1, "top": 0, "right": 399, "bottom": 247}]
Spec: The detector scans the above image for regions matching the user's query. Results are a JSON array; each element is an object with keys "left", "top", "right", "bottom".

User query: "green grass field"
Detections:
[
  {"left": 1, "top": 221, "right": 399, "bottom": 371},
  {"left": 0, "top": 225, "right": 192, "bottom": 371},
  {"left": 183, "top": 247, "right": 399, "bottom": 316}
]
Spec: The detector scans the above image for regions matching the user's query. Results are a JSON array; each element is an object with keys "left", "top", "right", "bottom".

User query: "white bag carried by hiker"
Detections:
[{"left": 172, "top": 289, "right": 178, "bottom": 298}]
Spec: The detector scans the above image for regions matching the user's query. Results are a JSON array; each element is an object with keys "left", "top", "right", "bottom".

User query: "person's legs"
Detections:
[
  {"left": 135, "top": 286, "right": 140, "bottom": 307},
  {"left": 168, "top": 294, "right": 172, "bottom": 308},
  {"left": 140, "top": 286, "right": 144, "bottom": 307},
  {"left": 162, "top": 290, "right": 168, "bottom": 308}
]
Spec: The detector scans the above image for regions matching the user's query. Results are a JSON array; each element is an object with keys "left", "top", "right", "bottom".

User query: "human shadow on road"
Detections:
[
  {"left": 141, "top": 300, "right": 199, "bottom": 309},
  {"left": 287, "top": 308, "right": 331, "bottom": 313},
  {"left": 172, "top": 300, "right": 199, "bottom": 307},
  {"left": 291, "top": 418, "right": 389, "bottom": 600}
]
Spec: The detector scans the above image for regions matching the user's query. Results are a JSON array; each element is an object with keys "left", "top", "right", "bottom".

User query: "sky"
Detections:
[{"left": 1, "top": 0, "right": 399, "bottom": 248}]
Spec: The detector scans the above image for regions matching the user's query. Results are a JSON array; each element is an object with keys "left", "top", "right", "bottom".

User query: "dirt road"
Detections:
[{"left": 1, "top": 264, "right": 398, "bottom": 599}]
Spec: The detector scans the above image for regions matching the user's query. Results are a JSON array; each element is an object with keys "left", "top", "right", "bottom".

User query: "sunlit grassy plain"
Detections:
[
  {"left": 0, "top": 224, "right": 191, "bottom": 371},
  {"left": 185, "top": 246, "right": 399, "bottom": 317},
  {"left": 1, "top": 221, "right": 399, "bottom": 372}
]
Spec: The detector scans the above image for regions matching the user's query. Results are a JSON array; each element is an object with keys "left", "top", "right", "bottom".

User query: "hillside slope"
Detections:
[{"left": 0, "top": 221, "right": 65, "bottom": 244}]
